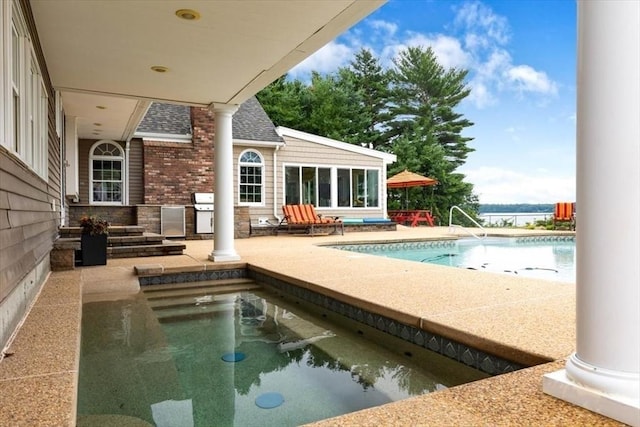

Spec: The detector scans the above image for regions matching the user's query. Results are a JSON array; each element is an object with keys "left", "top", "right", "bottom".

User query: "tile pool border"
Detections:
[
  {"left": 138, "top": 267, "right": 248, "bottom": 286},
  {"left": 248, "top": 269, "right": 526, "bottom": 376},
  {"left": 327, "top": 235, "right": 576, "bottom": 254}
]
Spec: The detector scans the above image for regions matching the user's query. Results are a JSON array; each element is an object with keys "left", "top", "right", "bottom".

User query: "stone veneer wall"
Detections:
[
  {"left": 136, "top": 205, "right": 250, "bottom": 239},
  {"left": 67, "top": 204, "right": 249, "bottom": 239},
  {"left": 67, "top": 205, "right": 136, "bottom": 226}
]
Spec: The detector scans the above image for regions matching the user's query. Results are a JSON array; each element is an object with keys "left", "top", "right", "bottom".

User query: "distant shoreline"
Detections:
[
  {"left": 479, "top": 212, "right": 553, "bottom": 226},
  {"left": 479, "top": 203, "right": 555, "bottom": 215}
]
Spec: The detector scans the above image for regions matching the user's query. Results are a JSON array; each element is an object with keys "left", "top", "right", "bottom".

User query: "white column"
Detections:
[
  {"left": 209, "top": 104, "right": 241, "bottom": 262},
  {"left": 543, "top": 2, "right": 640, "bottom": 426},
  {"left": 64, "top": 116, "right": 79, "bottom": 200}
]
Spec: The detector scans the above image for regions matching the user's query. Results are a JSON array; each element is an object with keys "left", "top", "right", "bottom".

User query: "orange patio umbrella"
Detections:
[
  {"left": 387, "top": 169, "right": 438, "bottom": 188},
  {"left": 387, "top": 169, "right": 438, "bottom": 209}
]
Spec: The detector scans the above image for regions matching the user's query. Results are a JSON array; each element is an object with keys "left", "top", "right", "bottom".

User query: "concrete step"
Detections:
[
  {"left": 108, "top": 234, "right": 165, "bottom": 247},
  {"left": 107, "top": 242, "right": 186, "bottom": 258}
]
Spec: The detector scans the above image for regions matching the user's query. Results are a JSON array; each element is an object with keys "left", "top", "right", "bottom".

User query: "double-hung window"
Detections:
[
  {"left": 1, "top": 1, "right": 48, "bottom": 179},
  {"left": 238, "top": 150, "right": 264, "bottom": 205},
  {"left": 90, "top": 142, "right": 124, "bottom": 204}
]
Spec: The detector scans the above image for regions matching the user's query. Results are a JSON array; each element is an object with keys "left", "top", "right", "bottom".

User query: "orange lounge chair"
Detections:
[
  {"left": 281, "top": 204, "right": 344, "bottom": 235},
  {"left": 553, "top": 202, "right": 575, "bottom": 230}
]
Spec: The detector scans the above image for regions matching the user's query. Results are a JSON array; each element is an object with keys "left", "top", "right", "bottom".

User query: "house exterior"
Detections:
[
  {"left": 65, "top": 98, "right": 395, "bottom": 240},
  {"left": 272, "top": 127, "right": 396, "bottom": 220}
]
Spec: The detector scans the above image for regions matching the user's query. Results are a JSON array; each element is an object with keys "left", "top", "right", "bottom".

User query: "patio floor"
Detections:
[{"left": 0, "top": 226, "right": 627, "bottom": 426}]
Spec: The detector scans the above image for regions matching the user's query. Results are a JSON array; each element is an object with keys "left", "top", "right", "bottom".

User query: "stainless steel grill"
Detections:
[{"left": 193, "top": 193, "right": 214, "bottom": 233}]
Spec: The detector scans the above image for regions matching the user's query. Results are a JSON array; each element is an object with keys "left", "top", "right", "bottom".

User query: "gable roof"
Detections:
[
  {"left": 233, "top": 97, "right": 284, "bottom": 143},
  {"left": 136, "top": 103, "right": 192, "bottom": 136},
  {"left": 276, "top": 126, "right": 397, "bottom": 163},
  {"left": 135, "top": 96, "right": 283, "bottom": 143}
]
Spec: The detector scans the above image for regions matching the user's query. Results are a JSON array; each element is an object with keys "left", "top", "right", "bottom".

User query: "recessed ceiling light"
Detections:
[
  {"left": 96, "top": 105, "right": 107, "bottom": 110},
  {"left": 151, "top": 66, "right": 169, "bottom": 73},
  {"left": 175, "top": 9, "right": 200, "bottom": 20}
]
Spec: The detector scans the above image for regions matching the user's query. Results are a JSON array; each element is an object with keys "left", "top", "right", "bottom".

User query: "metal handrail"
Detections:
[{"left": 448, "top": 205, "right": 487, "bottom": 240}]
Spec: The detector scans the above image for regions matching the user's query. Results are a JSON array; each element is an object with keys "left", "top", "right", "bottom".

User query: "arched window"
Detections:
[
  {"left": 238, "top": 150, "right": 264, "bottom": 205},
  {"left": 90, "top": 141, "right": 124, "bottom": 204}
]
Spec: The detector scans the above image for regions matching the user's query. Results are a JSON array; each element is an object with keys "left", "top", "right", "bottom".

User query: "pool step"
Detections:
[
  {"left": 151, "top": 295, "right": 241, "bottom": 321},
  {"left": 143, "top": 280, "right": 260, "bottom": 308},
  {"left": 142, "top": 278, "right": 257, "bottom": 296}
]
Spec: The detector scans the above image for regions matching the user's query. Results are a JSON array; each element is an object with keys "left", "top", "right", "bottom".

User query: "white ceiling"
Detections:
[{"left": 30, "top": 0, "right": 385, "bottom": 140}]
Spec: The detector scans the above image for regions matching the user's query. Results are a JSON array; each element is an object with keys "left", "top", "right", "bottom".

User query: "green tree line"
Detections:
[{"left": 257, "top": 47, "right": 479, "bottom": 224}]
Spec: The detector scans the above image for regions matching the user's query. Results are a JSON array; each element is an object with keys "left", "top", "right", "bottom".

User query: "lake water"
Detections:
[{"left": 479, "top": 212, "right": 553, "bottom": 227}]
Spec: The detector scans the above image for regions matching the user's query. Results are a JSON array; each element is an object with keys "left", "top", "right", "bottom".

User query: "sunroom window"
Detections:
[
  {"left": 338, "top": 168, "right": 379, "bottom": 208},
  {"left": 285, "top": 166, "right": 332, "bottom": 207}
]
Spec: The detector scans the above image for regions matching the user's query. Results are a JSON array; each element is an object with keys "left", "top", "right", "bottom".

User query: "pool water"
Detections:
[
  {"left": 77, "top": 283, "right": 487, "bottom": 427},
  {"left": 338, "top": 237, "right": 576, "bottom": 283}
]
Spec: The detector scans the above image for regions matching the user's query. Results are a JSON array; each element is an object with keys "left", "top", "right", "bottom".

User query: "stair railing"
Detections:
[{"left": 448, "top": 206, "right": 487, "bottom": 240}]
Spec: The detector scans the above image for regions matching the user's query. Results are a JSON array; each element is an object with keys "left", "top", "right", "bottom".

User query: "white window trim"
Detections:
[
  {"left": 89, "top": 140, "right": 125, "bottom": 205},
  {"left": 0, "top": 2, "right": 5, "bottom": 147},
  {"left": 237, "top": 149, "right": 265, "bottom": 206},
  {"left": 1, "top": 1, "right": 48, "bottom": 180},
  {"left": 282, "top": 163, "right": 383, "bottom": 209}
]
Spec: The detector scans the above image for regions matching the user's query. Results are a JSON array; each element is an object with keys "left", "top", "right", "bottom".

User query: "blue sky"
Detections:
[{"left": 289, "top": 0, "right": 577, "bottom": 205}]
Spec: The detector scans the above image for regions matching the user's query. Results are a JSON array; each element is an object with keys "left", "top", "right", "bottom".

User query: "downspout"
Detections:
[
  {"left": 273, "top": 145, "right": 282, "bottom": 222},
  {"left": 383, "top": 160, "right": 390, "bottom": 218},
  {"left": 125, "top": 139, "right": 131, "bottom": 205}
]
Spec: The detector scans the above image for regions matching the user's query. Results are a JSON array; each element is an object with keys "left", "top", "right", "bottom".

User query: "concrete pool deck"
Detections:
[{"left": 0, "top": 226, "right": 628, "bottom": 426}]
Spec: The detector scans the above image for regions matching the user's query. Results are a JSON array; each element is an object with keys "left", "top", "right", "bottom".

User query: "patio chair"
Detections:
[
  {"left": 553, "top": 202, "right": 575, "bottom": 230},
  {"left": 281, "top": 204, "right": 344, "bottom": 236}
]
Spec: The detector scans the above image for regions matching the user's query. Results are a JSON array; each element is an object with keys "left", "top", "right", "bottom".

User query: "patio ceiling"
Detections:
[{"left": 30, "top": 0, "right": 385, "bottom": 140}]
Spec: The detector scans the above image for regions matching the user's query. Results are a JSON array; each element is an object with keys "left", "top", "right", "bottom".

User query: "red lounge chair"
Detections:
[
  {"left": 553, "top": 202, "right": 575, "bottom": 230},
  {"left": 281, "top": 204, "right": 343, "bottom": 235}
]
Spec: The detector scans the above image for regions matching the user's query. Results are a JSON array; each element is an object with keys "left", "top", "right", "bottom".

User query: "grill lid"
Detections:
[{"left": 193, "top": 193, "right": 214, "bottom": 204}]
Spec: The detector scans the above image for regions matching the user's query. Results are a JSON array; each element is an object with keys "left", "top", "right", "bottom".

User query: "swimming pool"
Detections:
[
  {"left": 331, "top": 236, "right": 576, "bottom": 283},
  {"left": 77, "top": 283, "right": 487, "bottom": 426}
]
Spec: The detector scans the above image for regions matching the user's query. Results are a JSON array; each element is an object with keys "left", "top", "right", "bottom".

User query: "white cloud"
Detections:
[
  {"left": 288, "top": 41, "right": 354, "bottom": 79},
  {"left": 454, "top": 1, "right": 510, "bottom": 46},
  {"left": 466, "top": 79, "right": 496, "bottom": 108},
  {"left": 380, "top": 33, "right": 470, "bottom": 72},
  {"left": 369, "top": 19, "right": 398, "bottom": 37},
  {"left": 462, "top": 166, "right": 575, "bottom": 204},
  {"left": 506, "top": 65, "right": 558, "bottom": 95}
]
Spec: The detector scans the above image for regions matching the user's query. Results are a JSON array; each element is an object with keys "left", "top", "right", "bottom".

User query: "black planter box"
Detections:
[{"left": 81, "top": 234, "right": 108, "bottom": 266}]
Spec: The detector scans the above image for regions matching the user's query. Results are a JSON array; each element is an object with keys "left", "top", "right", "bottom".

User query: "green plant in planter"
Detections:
[{"left": 79, "top": 215, "right": 109, "bottom": 235}]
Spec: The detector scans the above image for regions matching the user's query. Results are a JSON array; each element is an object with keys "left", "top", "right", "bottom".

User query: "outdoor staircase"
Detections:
[{"left": 57, "top": 225, "right": 186, "bottom": 260}]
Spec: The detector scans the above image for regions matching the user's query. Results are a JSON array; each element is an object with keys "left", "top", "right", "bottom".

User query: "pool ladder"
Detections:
[{"left": 448, "top": 206, "right": 487, "bottom": 240}]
